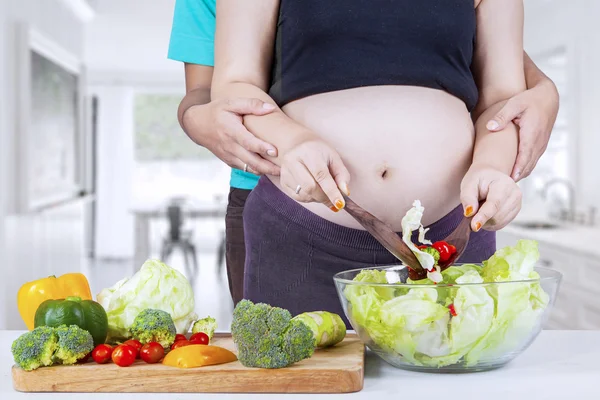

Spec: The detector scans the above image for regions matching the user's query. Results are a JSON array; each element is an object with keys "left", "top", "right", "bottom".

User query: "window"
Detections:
[{"left": 132, "top": 92, "right": 230, "bottom": 204}]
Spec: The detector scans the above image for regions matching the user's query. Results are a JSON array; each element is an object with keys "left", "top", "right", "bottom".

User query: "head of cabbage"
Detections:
[{"left": 97, "top": 259, "right": 198, "bottom": 341}]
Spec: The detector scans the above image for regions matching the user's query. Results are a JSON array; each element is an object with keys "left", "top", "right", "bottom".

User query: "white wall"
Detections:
[
  {"left": 91, "top": 86, "right": 136, "bottom": 258},
  {"left": 0, "top": 0, "right": 87, "bottom": 329},
  {"left": 85, "top": 0, "right": 182, "bottom": 86}
]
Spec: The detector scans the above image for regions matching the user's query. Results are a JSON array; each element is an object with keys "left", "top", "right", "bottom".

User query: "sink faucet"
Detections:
[{"left": 540, "top": 178, "right": 576, "bottom": 221}]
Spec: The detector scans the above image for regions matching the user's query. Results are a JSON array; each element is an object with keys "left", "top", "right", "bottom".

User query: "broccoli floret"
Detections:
[
  {"left": 231, "top": 300, "right": 315, "bottom": 369},
  {"left": 54, "top": 325, "right": 94, "bottom": 365},
  {"left": 11, "top": 326, "right": 58, "bottom": 371},
  {"left": 191, "top": 316, "right": 217, "bottom": 339},
  {"left": 130, "top": 309, "right": 176, "bottom": 348},
  {"left": 421, "top": 246, "right": 440, "bottom": 263}
]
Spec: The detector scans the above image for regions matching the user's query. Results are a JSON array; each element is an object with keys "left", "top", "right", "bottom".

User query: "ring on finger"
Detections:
[
  {"left": 295, "top": 184, "right": 302, "bottom": 195},
  {"left": 243, "top": 163, "right": 248, "bottom": 173}
]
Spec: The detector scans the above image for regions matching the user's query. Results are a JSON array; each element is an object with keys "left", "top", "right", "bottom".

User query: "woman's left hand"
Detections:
[
  {"left": 460, "top": 164, "right": 523, "bottom": 232},
  {"left": 485, "top": 80, "right": 559, "bottom": 182}
]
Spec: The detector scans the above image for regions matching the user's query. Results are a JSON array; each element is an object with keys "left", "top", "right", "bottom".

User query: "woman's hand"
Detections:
[
  {"left": 460, "top": 164, "right": 523, "bottom": 232},
  {"left": 485, "top": 79, "right": 559, "bottom": 182},
  {"left": 279, "top": 137, "right": 351, "bottom": 210},
  {"left": 182, "top": 97, "right": 281, "bottom": 176}
]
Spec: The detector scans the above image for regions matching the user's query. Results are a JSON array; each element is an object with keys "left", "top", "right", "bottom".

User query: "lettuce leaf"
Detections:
[{"left": 97, "top": 259, "right": 197, "bottom": 340}]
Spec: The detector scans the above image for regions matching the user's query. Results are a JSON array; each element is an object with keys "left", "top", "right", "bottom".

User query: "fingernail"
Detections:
[
  {"left": 486, "top": 120, "right": 499, "bottom": 130},
  {"left": 513, "top": 171, "right": 521, "bottom": 180},
  {"left": 343, "top": 183, "right": 350, "bottom": 196},
  {"left": 263, "top": 103, "right": 275, "bottom": 110},
  {"left": 266, "top": 149, "right": 276, "bottom": 157},
  {"left": 330, "top": 206, "right": 339, "bottom": 213},
  {"left": 474, "top": 222, "right": 482, "bottom": 232},
  {"left": 464, "top": 205, "right": 474, "bottom": 217},
  {"left": 335, "top": 199, "right": 345, "bottom": 210}
]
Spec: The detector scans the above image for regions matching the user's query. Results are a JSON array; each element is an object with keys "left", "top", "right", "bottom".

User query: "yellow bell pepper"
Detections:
[
  {"left": 162, "top": 345, "right": 238, "bottom": 368},
  {"left": 17, "top": 273, "right": 92, "bottom": 330}
]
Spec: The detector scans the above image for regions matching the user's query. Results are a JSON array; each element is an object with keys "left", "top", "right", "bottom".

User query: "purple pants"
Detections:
[{"left": 243, "top": 177, "right": 496, "bottom": 327}]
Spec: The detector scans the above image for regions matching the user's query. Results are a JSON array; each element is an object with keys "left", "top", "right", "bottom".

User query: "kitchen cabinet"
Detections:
[{"left": 497, "top": 230, "right": 600, "bottom": 330}]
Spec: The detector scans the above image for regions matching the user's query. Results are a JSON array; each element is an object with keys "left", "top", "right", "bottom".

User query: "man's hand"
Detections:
[
  {"left": 485, "top": 79, "right": 559, "bottom": 182},
  {"left": 182, "top": 97, "right": 281, "bottom": 176}
]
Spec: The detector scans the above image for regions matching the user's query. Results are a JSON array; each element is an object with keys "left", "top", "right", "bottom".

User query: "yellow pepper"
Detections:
[
  {"left": 17, "top": 273, "right": 92, "bottom": 330},
  {"left": 162, "top": 345, "right": 238, "bottom": 368}
]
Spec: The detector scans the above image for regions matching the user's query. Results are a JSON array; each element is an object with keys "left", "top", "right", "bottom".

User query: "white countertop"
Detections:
[
  {"left": 2, "top": 330, "right": 599, "bottom": 400},
  {"left": 501, "top": 208, "right": 600, "bottom": 258}
]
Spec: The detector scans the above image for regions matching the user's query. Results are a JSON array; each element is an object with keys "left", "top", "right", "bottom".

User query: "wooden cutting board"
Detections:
[{"left": 12, "top": 333, "right": 365, "bottom": 393}]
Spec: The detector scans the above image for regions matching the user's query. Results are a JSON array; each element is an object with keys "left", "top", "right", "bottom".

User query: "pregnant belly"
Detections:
[{"left": 270, "top": 85, "right": 476, "bottom": 231}]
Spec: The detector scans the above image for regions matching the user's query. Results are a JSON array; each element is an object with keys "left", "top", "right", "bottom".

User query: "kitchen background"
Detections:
[{"left": 0, "top": 0, "right": 598, "bottom": 331}]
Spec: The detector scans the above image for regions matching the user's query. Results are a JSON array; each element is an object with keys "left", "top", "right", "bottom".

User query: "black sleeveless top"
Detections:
[{"left": 269, "top": 0, "right": 478, "bottom": 111}]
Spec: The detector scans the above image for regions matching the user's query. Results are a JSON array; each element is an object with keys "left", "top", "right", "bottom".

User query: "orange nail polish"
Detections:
[
  {"left": 330, "top": 206, "right": 339, "bottom": 213},
  {"left": 475, "top": 222, "right": 482, "bottom": 232},
  {"left": 335, "top": 199, "right": 344, "bottom": 210},
  {"left": 465, "top": 206, "right": 474, "bottom": 217}
]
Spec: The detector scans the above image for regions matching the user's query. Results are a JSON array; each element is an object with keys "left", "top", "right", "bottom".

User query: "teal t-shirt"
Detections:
[{"left": 167, "top": 0, "right": 260, "bottom": 191}]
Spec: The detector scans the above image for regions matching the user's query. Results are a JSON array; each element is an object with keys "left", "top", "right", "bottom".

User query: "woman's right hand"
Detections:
[
  {"left": 280, "top": 137, "right": 351, "bottom": 211},
  {"left": 182, "top": 97, "right": 281, "bottom": 176}
]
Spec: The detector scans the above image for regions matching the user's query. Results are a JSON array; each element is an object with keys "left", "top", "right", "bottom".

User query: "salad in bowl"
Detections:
[{"left": 333, "top": 201, "right": 562, "bottom": 372}]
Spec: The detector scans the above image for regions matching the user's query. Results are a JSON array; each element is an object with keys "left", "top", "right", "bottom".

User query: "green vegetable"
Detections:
[
  {"left": 292, "top": 311, "right": 346, "bottom": 348},
  {"left": 192, "top": 316, "right": 217, "bottom": 339},
  {"left": 421, "top": 247, "right": 440, "bottom": 263},
  {"left": 34, "top": 296, "right": 108, "bottom": 346},
  {"left": 231, "top": 300, "right": 315, "bottom": 369},
  {"left": 344, "top": 239, "right": 550, "bottom": 368},
  {"left": 54, "top": 325, "right": 95, "bottom": 365},
  {"left": 11, "top": 326, "right": 58, "bottom": 371},
  {"left": 97, "top": 259, "right": 197, "bottom": 342},
  {"left": 11, "top": 325, "right": 94, "bottom": 370},
  {"left": 130, "top": 309, "right": 177, "bottom": 348}
]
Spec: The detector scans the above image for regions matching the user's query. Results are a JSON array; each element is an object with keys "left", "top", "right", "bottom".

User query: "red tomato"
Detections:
[
  {"left": 448, "top": 304, "right": 458, "bottom": 317},
  {"left": 432, "top": 241, "right": 451, "bottom": 263},
  {"left": 92, "top": 344, "right": 113, "bottom": 364},
  {"left": 189, "top": 332, "right": 209, "bottom": 345},
  {"left": 123, "top": 339, "right": 142, "bottom": 358},
  {"left": 170, "top": 340, "right": 191, "bottom": 350},
  {"left": 140, "top": 342, "right": 165, "bottom": 364},
  {"left": 417, "top": 245, "right": 428, "bottom": 250},
  {"left": 174, "top": 334, "right": 187, "bottom": 342},
  {"left": 448, "top": 244, "right": 457, "bottom": 254},
  {"left": 112, "top": 344, "right": 137, "bottom": 367}
]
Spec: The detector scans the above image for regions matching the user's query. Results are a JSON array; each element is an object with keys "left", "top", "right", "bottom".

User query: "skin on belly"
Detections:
[{"left": 269, "top": 85, "right": 476, "bottom": 231}]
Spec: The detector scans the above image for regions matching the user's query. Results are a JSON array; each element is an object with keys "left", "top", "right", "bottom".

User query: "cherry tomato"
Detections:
[
  {"left": 432, "top": 241, "right": 451, "bottom": 263},
  {"left": 174, "top": 334, "right": 187, "bottom": 342},
  {"left": 124, "top": 339, "right": 142, "bottom": 358},
  {"left": 171, "top": 340, "right": 191, "bottom": 350},
  {"left": 112, "top": 344, "right": 137, "bottom": 367},
  {"left": 448, "top": 244, "right": 457, "bottom": 254},
  {"left": 448, "top": 304, "right": 458, "bottom": 317},
  {"left": 417, "top": 245, "right": 429, "bottom": 250},
  {"left": 92, "top": 344, "right": 113, "bottom": 364},
  {"left": 140, "top": 342, "right": 165, "bottom": 364},
  {"left": 189, "top": 332, "right": 209, "bottom": 345}
]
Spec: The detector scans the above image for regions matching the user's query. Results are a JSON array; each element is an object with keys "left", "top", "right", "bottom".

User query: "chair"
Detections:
[{"left": 160, "top": 201, "right": 198, "bottom": 282}]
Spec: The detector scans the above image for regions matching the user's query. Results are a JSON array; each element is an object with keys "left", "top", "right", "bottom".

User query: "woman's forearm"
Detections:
[
  {"left": 212, "top": 82, "right": 316, "bottom": 164},
  {"left": 472, "top": 100, "right": 519, "bottom": 174}
]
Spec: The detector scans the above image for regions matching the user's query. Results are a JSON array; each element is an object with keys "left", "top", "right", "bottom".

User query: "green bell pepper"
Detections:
[{"left": 34, "top": 296, "right": 108, "bottom": 346}]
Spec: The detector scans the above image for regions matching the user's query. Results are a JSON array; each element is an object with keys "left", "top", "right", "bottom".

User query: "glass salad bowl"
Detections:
[{"left": 333, "top": 261, "right": 562, "bottom": 373}]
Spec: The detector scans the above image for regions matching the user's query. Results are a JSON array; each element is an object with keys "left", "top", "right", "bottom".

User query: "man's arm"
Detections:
[{"left": 177, "top": 64, "right": 212, "bottom": 135}]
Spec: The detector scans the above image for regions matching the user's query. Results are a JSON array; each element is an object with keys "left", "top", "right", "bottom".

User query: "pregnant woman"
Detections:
[{"left": 212, "top": 0, "right": 536, "bottom": 320}]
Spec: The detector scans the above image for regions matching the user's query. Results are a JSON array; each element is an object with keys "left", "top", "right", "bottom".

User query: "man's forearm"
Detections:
[{"left": 177, "top": 86, "right": 211, "bottom": 133}]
